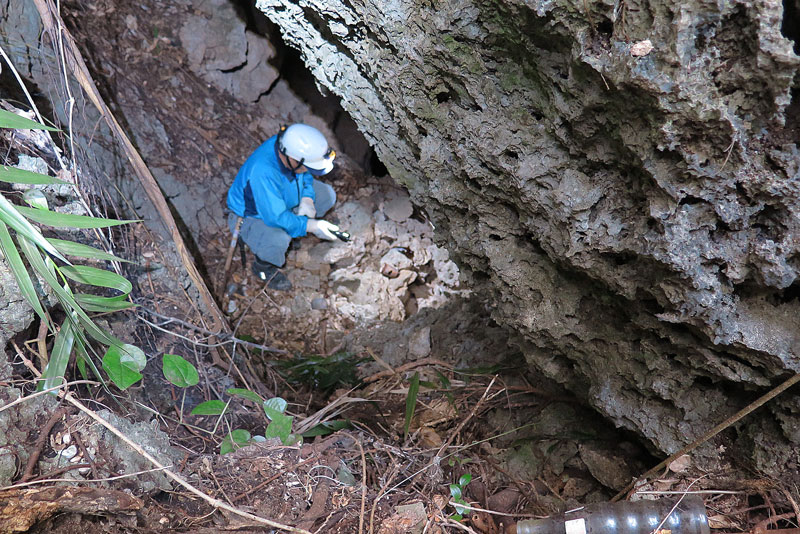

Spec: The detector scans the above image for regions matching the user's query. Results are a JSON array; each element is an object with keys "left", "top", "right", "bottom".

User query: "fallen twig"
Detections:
[
  {"left": 0, "top": 466, "right": 171, "bottom": 491},
  {"left": 343, "top": 432, "right": 367, "bottom": 534},
  {"left": 0, "top": 486, "right": 141, "bottom": 531},
  {"left": 19, "top": 406, "right": 71, "bottom": 482},
  {"left": 613, "top": 372, "right": 800, "bottom": 501},
  {"left": 137, "top": 306, "right": 286, "bottom": 354},
  {"left": 0, "top": 380, "right": 98, "bottom": 414},
  {"left": 435, "top": 376, "right": 498, "bottom": 459},
  {"left": 363, "top": 357, "right": 453, "bottom": 383},
  {"left": 753, "top": 512, "right": 796, "bottom": 533}
]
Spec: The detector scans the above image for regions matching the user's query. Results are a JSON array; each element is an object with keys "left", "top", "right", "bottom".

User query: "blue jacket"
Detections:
[{"left": 226, "top": 136, "right": 316, "bottom": 238}]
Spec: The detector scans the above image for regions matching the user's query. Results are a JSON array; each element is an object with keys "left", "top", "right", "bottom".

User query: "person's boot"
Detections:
[{"left": 251, "top": 258, "right": 293, "bottom": 291}]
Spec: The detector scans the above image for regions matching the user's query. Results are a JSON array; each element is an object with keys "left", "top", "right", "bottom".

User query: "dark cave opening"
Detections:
[
  {"left": 781, "top": 0, "right": 800, "bottom": 55},
  {"left": 234, "top": 0, "right": 387, "bottom": 177}
]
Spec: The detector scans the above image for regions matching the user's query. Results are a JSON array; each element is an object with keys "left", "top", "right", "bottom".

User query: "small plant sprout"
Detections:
[
  {"left": 449, "top": 473, "right": 472, "bottom": 521},
  {"left": 162, "top": 353, "right": 199, "bottom": 421},
  {"left": 404, "top": 371, "right": 420, "bottom": 441}
]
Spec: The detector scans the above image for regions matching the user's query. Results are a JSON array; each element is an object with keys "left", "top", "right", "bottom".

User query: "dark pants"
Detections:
[{"left": 228, "top": 180, "right": 336, "bottom": 267}]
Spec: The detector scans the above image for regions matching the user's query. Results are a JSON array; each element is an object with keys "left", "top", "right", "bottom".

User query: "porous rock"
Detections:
[{"left": 258, "top": 0, "right": 800, "bottom": 479}]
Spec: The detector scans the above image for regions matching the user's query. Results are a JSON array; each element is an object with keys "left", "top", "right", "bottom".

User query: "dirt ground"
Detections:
[{"left": 0, "top": 0, "right": 797, "bottom": 533}]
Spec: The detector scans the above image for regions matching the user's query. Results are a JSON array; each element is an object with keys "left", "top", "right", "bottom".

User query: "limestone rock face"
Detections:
[{"left": 257, "top": 0, "right": 800, "bottom": 476}]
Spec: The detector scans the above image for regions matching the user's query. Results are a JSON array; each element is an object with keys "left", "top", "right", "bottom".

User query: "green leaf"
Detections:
[
  {"left": 162, "top": 353, "right": 199, "bottom": 387},
  {"left": 14, "top": 205, "right": 137, "bottom": 229},
  {"left": 76, "top": 351, "right": 88, "bottom": 380},
  {"left": 262, "top": 397, "right": 288, "bottom": 420},
  {"left": 436, "top": 371, "right": 451, "bottom": 390},
  {"left": 449, "top": 484, "right": 463, "bottom": 501},
  {"left": 61, "top": 265, "right": 132, "bottom": 291},
  {"left": 17, "top": 235, "right": 121, "bottom": 347},
  {"left": 23, "top": 189, "right": 48, "bottom": 210},
  {"left": 61, "top": 265, "right": 134, "bottom": 312},
  {"left": 265, "top": 413, "right": 294, "bottom": 444},
  {"left": 226, "top": 388, "right": 263, "bottom": 404},
  {"left": 337, "top": 462, "right": 356, "bottom": 486},
  {"left": 0, "top": 193, "right": 66, "bottom": 262},
  {"left": 0, "top": 220, "right": 47, "bottom": 323},
  {"left": 0, "top": 166, "right": 68, "bottom": 185},
  {"left": 106, "top": 343, "right": 146, "bottom": 372},
  {"left": 74, "top": 335, "right": 104, "bottom": 384},
  {"left": 220, "top": 429, "right": 251, "bottom": 455},
  {"left": 38, "top": 320, "right": 75, "bottom": 393},
  {"left": 458, "top": 473, "right": 472, "bottom": 487},
  {"left": 301, "top": 420, "right": 350, "bottom": 438},
  {"left": 0, "top": 109, "right": 59, "bottom": 131},
  {"left": 47, "top": 238, "right": 130, "bottom": 263},
  {"left": 404, "top": 371, "right": 420, "bottom": 441},
  {"left": 102, "top": 344, "right": 143, "bottom": 390},
  {"left": 74, "top": 294, "right": 136, "bottom": 312},
  {"left": 191, "top": 400, "right": 227, "bottom": 416}
]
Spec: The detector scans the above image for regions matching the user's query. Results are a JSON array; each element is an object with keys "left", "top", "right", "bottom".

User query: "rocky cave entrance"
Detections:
[
  {"left": 56, "top": 0, "right": 669, "bottom": 508},
  {"left": 0, "top": 0, "right": 795, "bottom": 532}
]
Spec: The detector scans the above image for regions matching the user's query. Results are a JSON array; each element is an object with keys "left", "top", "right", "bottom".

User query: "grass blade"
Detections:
[
  {"left": 0, "top": 166, "right": 68, "bottom": 185},
  {"left": 60, "top": 265, "right": 132, "bottom": 293},
  {"left": 17, "top": 235, "right": 121, "bottom": 347},
  {"left": 0, "top": 220, "right": 47, "bottom": 323},
  {"left": 47, "top": 238, "right": 130, "bottom": 263},
  {"left": 38, "top": 319, "right": 75, "bottom": 393},
  {"left": 73, "top": 295, "right": 135, "bottom": 312},
  {"left": 15, "top": 205, "right": 138, "bottom": 229},
  {"left": 0, "top": 109, "right": 59, "bottom": 131},
  {"left": 74, "top": 335, "right": 104, "bottom": 383},
  {"left": 404, "top": 371, "right": 420, "bottom": 441},
  {"left": 0, "top": 193, "right": 66, "bottom": 261}
]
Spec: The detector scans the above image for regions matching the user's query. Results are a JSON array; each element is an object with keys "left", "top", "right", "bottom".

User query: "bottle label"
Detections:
[{"left": 565, "top": 518, "right": 587, "bottom": 534}]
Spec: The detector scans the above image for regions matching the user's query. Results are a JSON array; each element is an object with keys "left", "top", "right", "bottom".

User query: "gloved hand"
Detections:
[
  {"left": 295, "top": 197, "right": 316, "bottom": 218},
  {"left": 306, "top": 219, "right": 340, "bottom": 241}
]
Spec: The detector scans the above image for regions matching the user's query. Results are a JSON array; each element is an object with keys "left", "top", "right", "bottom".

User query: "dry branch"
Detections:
[{"left": 0, "top": 486, "right": 141, "bottom": 533}]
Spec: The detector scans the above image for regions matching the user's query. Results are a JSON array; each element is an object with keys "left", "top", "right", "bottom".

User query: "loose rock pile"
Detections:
[{"left": 246, "top": 181, "right": 467, "bottom": 327}]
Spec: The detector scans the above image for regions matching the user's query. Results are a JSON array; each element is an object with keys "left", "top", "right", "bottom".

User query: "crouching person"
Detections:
[{"left": 226, "top": 123, "right": 341, "bottom": 290}]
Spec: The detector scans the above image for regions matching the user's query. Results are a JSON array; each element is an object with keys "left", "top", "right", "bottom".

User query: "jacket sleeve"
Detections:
[
  {"left": 251, "top": 176, "right": 308, "bottom": 238},
  {"left": 300, "top": 173, "right": 316, "bottom": 201}
]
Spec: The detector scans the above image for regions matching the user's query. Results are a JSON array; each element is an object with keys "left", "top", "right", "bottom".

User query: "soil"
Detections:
[{"left": 0, "top": 0, "right": 797, "bottom": 533}]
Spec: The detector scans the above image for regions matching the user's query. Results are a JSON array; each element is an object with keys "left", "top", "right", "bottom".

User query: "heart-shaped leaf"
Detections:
[
  {"left": 162, "top": 353, "right": 199, "bottom": 387},
  {"left": 103, "top": 345, "right": 143, "bottom": 390}
]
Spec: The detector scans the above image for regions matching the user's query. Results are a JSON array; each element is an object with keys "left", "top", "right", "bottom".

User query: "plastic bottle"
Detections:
[{"left": 510, "top": 496, "right": 710, "bottom": 534}]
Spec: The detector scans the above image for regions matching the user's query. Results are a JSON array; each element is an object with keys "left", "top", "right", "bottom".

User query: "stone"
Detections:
[
  {"left": 381, "top": 248, "right": 413, "bottom": 271},
  {"left": 311, "top": 297, "right": 328, "bottom": 310},
  {"left": 578, "top": 444, "right": 634, "bottom": 491},
  {"left": 408, "top": 326, "right": 431, "bottom": 358},
  {"left": 290, "top": 295, "right": 312, "bottom": 316},
  {"left": 383, "top": 190, "right": 413, "bottom": 222},
  {"left": 56, "top": 410, "right": 181, "bottom": 493},
  {"left": 0, "top": 387, "right": 57, "bottom": 486}
]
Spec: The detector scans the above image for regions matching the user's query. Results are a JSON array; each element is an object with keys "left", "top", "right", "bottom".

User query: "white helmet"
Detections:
[{"left": 277, "top": 124, "right": 335, "bottom": 175}]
